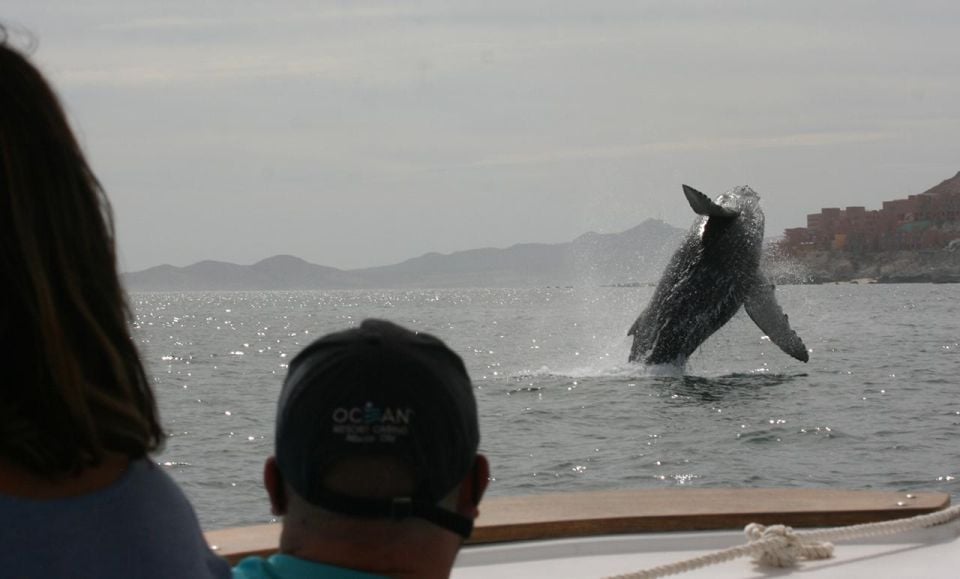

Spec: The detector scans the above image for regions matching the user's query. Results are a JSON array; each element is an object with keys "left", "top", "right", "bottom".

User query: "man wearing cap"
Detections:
[{"left": 234, "top": 319, "right": 489, "bottom": 579}]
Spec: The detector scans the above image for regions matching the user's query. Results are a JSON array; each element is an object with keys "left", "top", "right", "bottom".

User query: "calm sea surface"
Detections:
[{"left": 132, "top": 285, "right": 960, "bottom": 531}]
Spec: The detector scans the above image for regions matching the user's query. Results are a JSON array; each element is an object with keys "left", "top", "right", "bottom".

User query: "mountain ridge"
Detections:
[{"left": 123, "top": 219, "right": 685, "bottom": 290}]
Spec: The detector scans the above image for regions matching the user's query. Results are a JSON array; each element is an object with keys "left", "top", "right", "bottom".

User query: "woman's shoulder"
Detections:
[{"left": 0, "top": 457, "right": 231, "bottom": 579}]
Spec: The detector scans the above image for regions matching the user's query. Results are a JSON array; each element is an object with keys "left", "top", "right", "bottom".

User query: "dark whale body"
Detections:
[{"left": 628, "top": 185, "right": 808, "bottom": 365}]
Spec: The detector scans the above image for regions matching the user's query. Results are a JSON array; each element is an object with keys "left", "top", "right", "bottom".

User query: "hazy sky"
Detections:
[{"left": 6, "top": 1, "right": 959, "bottom": 272}]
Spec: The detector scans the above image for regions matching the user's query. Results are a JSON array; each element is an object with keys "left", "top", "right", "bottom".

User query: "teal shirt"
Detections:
[{"left": 233, "top": 554, "right": 387, "bottom": 579}]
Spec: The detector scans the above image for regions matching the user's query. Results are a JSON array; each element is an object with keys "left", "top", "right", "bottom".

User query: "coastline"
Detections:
[{"left": 771, "top": 248, "right": 960, "bottom": 285}]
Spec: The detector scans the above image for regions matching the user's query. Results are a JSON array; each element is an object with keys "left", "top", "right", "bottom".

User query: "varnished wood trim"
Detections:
[{"left": 205, "top": 488, "right": 950, "bottom": 564}]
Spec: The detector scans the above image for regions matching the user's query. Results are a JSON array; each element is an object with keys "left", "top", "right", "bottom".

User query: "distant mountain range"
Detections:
[{"left": 122, "top": 219, "right": 686, "bottom": 290}]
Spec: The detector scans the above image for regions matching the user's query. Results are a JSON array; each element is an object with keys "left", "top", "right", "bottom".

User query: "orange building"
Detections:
[{"left": 779, "top": 171, "right": 960, "bottom": 254}]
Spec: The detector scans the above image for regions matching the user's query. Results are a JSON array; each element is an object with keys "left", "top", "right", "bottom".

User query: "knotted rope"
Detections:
[
  {"left": 743, "top": 523, "right": 833, "bottom": 567},
  {"left": 604, "top": 504, "right": 960, "bottom": 579}
]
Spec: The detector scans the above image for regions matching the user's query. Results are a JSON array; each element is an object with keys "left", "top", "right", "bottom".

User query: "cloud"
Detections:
[
  {"left": 469, "top": 131, "right": 893, "bottom": 168},
  {"left": 58, "top": 56, "right": 347, "bottom": 88},
  {"left": 8, "top": 0, "right": 960, "bottom": 271}
]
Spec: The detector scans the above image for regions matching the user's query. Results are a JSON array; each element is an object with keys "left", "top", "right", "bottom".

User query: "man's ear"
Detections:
[
  {"left": 457, "top": 454, "right": 490, "bottom": 519},
  {"left": 264, "top": 456, "right": 287, "bottom": 516}
]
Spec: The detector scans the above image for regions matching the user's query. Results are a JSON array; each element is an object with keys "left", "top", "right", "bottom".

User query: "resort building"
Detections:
[{"left": 780, "top": 171, "right": 960, "bottom": 254}]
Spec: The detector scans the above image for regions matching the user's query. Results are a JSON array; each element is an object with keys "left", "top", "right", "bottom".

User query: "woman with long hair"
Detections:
[{"left": 0, "top": 29, "right": 230, "bottom": 578}]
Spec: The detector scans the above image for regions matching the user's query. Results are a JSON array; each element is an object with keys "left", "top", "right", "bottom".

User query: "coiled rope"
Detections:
[{"left": 603, "top": 503, "right": 960, "bottom": 579}]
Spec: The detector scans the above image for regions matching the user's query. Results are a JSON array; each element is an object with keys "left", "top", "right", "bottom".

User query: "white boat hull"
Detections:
[{"left": 454, "top": 517, "right": 960, "bottom": 577}]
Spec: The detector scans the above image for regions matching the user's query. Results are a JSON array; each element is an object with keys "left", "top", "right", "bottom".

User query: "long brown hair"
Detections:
[{"left": 0, "top": 30, "right": 163, "bottom": 477}]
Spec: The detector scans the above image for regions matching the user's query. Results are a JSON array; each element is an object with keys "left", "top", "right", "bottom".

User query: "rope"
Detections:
[{"left": 603, "top": 504, "right": 960, "bottom": 579}]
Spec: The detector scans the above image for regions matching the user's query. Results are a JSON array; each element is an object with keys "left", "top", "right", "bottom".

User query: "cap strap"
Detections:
[{"left": 309, "top": 488, "right": 475, "bottom": 539}]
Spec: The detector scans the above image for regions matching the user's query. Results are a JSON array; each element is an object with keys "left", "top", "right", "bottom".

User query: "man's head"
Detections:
[{"left": 265, "top": 319, "right": 488, "bottom": 570}]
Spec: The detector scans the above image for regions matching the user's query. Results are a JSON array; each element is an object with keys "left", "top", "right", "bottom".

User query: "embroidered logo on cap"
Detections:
[{"left": 331, "top": 402, "right": 413, "bottom": 443}]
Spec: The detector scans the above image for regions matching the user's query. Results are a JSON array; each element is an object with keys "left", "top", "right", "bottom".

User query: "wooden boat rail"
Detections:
[{"left": 204, "top": 487, "right": 950, "bottom": 565}]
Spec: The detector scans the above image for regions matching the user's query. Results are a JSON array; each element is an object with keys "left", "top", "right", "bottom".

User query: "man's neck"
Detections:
[{"left": 278, "top": 520, "right": 458, "bottom": 579}]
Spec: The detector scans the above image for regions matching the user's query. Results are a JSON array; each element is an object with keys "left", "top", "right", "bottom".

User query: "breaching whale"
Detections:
[{"left": 628, "top": 184, "right": 809, "bottom": 365}]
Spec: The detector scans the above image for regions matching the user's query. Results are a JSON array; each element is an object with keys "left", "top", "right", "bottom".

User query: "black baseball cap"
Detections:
[{"left": 275, "top": 319, "right": 480, "bottom": 538}]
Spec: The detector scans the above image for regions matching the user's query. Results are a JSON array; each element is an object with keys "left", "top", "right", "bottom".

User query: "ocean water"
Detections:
[{"left": 132, "top": 285, "right": 960, "bottom": 531}]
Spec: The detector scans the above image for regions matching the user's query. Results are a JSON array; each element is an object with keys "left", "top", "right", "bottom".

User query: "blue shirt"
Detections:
[
  {"left": 234, "top": 554, "right": 387, "bottom": 579},
  {"left": 0, "top": 458, "right": 230, "bottom": 579}
]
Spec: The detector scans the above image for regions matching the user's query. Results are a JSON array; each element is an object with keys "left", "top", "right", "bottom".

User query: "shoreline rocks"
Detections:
[{"left": 773, "top": 249, "right": 960, "bottom": 285}]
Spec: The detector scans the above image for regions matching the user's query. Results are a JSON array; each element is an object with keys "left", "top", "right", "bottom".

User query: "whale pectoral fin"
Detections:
[
  {"left": 743, "top": 278, "right": 810, "bottom": 362},
  {"left": 628, "top": 313, "right": 657, "bottom": 362},
  {"left": 682, "top": 185, "right": 739, "bottom": 218}
]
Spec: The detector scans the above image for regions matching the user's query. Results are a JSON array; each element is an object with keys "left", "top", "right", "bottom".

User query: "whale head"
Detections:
[
  {"left": 683, "top": 184, "right": 765, "bottom": 242},
  {"left": 717, "top": 185, "right": 760, "bottom": 212},
  {"left": 720, "top": 185, "right": 764, "bottom": 237}
]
